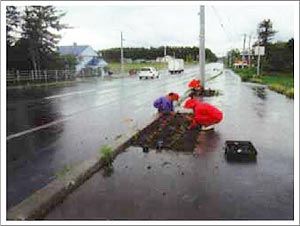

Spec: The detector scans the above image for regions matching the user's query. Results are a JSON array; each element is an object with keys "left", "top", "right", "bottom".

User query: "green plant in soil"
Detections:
[{"left": 99, "top": 145, "right": 114, "bottom": 168}]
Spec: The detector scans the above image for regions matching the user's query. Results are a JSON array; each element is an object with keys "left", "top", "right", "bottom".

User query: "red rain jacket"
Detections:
[
  {"left": 188, "top": 79, "right": 201, "bottom": 88},
  {"left": 184, "top": 98, "right": 223, "bottom": 127}
]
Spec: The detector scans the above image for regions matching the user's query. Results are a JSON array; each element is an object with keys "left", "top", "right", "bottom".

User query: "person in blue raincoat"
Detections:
[{"left": 153, "top": 92, "right": 179, "bottom": 115}]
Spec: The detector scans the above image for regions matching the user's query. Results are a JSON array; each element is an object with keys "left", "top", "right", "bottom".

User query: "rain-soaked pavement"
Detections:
[
  {"left": 7, "top": 64, "right": 222, "bottom": 209},
  {"left": 45, "top": 69, "right": 294, "bottom": 220}
]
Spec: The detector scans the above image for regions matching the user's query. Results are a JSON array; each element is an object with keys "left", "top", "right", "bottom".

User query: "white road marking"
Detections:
[
  {"left": 7, "top": 96, "right": 121, "bottom": 141},
  {"left": 6, "top": 118, "right": 69, "bottom": 141},
  {"left": 44, "top": 89, "right": 96, "bottom": 100}
]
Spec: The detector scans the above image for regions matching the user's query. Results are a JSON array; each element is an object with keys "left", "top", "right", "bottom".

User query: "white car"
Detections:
[{"left": 138, "top": 67, "right": 159, "bottom": 79}]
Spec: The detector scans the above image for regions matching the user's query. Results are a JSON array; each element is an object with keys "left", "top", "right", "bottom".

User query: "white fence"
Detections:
[{"left": 6, "top": 69, "right": 104, "bottom": 84}]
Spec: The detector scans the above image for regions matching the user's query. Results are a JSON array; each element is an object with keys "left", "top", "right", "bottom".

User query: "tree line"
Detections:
[
  {"left": 101, "top": 46, "right": 218, "bottom": 63},
  {"left": 225, "top": 19, "right": 293, "bottom": 73}
]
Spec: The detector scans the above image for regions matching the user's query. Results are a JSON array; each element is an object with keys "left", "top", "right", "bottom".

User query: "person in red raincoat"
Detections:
[
  {"left": 188, "top": 79, "right": 203, "bottom": 96},
  {"left": 188, "top": 79, "right": 201, "bottom": 89},
  {"left": 184, "top": 95, "right": 223, "bottom": 130}
]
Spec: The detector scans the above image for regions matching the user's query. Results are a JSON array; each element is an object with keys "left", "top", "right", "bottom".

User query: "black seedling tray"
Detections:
[{"left": 225, "top": 140, "right": 257, "bottom": 161}]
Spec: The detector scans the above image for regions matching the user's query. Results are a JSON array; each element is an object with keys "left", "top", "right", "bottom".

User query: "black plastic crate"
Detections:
[{"left": 225, "top": 140, "right": 257, "bottom": 161}]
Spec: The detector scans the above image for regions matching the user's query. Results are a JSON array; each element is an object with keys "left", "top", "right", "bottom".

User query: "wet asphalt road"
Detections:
[
  {"left": 45, "top": 69, "right": 294, "bottom": 220},
  {"left": 7, "top": 63, "right": 222, "bottom": 209}
]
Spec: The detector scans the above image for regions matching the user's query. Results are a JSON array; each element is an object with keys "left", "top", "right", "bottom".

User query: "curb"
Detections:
[{"left": 7, "top": 116, "right": 157, "bottom": 220}]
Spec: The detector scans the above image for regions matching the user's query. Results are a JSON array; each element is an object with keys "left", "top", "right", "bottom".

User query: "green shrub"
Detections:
[
  {"left": 285, "top": 88, "right": 294, "bottom": 99},
  {"left": 241, "top": 75, "right": 251, "bottom": 82},
  {"left": 249, "top": 78, "right": 263, "bottom": 84}
]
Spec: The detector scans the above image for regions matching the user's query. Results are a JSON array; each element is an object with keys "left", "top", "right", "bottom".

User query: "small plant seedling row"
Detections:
[{"left": 131, "top": 113, "right": 200, "bottom": 152}]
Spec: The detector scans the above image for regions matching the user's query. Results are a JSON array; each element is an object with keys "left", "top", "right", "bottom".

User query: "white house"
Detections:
[
  {"left": 58, "top": 44, "right": 108, "bottom": 75},
  {"left": 233, "top": 60, "right": 248, "bottom": 69},
  {"left": 156, "top": 55, "right": 173, "bottom": 63}
]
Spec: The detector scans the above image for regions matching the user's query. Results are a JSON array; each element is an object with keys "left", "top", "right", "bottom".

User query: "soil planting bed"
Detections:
[
  {"left": 131, "top": 113, "right": 201, "bottom": 152},
  {"left": 191, "top": 88, "right": 219, "bottom": 97}
]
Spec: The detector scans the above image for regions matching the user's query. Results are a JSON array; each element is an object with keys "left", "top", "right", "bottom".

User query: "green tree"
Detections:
[
  {"left": 6, "top": 6, "right": 21, "bottom": 47},
  {"left": 101, "top": 46, "right": 218, "bottom": 63},
  {"left": 257, "top": 19, "right": 277, "bottom": 47},
  {"left": 60, "top": 54, "right": 78, "bottom": 70},
  {"left": 205, "top": 48, "right": 218, "bottom": 63},
  {"left": 21, "top": 6, "right": 68, "bottom": 72},
  {"left": 256, "top": 19, "right": 277, "bottom": 68},
  {"left": 265, "top": 39, "right": 294, "bottom": 72},
  {"left": 7, "top": 39, "right": 32, "bottom": 70},
  {"left": 6, "top": 6, "right": 23, "bottom": 71},
  {"left": 225, "top": 49, "right": 241, "bottom": 67}
]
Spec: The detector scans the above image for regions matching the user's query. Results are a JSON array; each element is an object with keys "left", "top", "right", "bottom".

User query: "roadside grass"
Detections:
[
  {"left": 107, "top": 62, "right": 167, "bottom": 73},
  {"left": 233, "top": 67, "right": 294, "bottom": 99}
]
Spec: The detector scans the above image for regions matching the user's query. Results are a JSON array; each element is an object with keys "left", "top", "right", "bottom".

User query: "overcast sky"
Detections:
[{"left": 53, "top": 3, "right": 295, "bottom": 57}]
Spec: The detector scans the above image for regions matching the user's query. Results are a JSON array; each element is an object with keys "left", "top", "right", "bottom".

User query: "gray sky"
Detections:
[{"left": 56, "top": 3, "right": 295, "bottom": 57}]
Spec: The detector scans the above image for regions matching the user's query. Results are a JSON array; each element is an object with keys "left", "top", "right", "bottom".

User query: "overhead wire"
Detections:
[{"left": 210, "top": 6, "right": 235, "bottom": 55}]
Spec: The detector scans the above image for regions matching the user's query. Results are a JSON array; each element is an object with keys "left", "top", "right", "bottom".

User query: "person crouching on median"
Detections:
[
  {"left": 184, "top": 94, "right": 223, "bottom": 131},
  {"left": 188, "top": 79, "right": 203, "bottom": 95},
  {"left": 153, "top": 92, "right": 179, "bottom": 115}
]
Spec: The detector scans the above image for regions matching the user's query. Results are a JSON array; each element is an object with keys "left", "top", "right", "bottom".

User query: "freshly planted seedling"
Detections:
[
  {"left": 99, "top": 145, "right": 114, "bottom": 168},
  {"left": 99, "top": 146, "right": 115, "bottom": 177}
]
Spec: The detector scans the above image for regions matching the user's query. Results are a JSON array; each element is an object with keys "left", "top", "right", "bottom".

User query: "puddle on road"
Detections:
[{"left": 252, "top": 86, "right": 267, "bottom": 100}]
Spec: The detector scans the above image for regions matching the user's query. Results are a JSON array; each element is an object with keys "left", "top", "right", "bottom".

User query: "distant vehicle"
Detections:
[
  {"left": 138, "top": 67, "right": 159, "bottom": 79},
  {"left": 168, "top": 59, "right": 184, "bottom": 74}
]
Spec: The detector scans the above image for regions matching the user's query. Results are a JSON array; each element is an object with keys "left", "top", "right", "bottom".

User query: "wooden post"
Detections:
[
  {"left": 55, "top": 70, "right": 58, "bottom": 83},
  {"left": 16, "top": 70, "right": 20, "bottom": 83},
  {"left": 31, "top": 70, "right": 34, "bottom": 81},
  {"left": 44, "top": 70, "right": 47, "bottom": 83}
]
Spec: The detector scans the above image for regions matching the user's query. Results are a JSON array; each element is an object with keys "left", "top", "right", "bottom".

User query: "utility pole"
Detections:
[
  {"left": 120, "top": 31, "right": 124, "bottom": 74},
  {"left": 243, "top": 33, "right": 246, "bottom": 52},
  {"left": 199, "top": 5, "right": 205, "bottom": 89},
  {"left": 257, "top": 47, "right": 261, "bottom": 77},
  {"left": 248, "top": 34, "right": 252, "bottom": 67},
  {"left": 248, "top": 34, "right": 252, "bottom": 50},
  {"left": 241, "top": 33, "right": 246, "bottom": 67},
  {"left": 228, "top": 50, "right": 232, "bottom": 68}
]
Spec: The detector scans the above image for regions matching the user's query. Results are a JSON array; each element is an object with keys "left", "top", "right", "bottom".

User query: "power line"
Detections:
[{"left": 210, "top": 6, "right": 236, "bottom": 50}]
